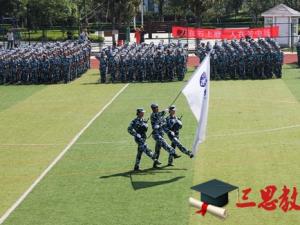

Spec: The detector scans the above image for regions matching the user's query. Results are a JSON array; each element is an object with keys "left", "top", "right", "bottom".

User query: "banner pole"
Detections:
[
  {"left": 169, "top": 90, "right": 182, "bottom": 107},
  {"left": 169, "top": 52, "right": 212, "bottom": 107}
]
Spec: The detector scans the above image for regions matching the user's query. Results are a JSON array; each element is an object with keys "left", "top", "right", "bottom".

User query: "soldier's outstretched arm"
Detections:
[
  {"left": 127, "top": 121, "right": 137, "bottom": 136},
  {"left": 158, "top": 109, "right": 168, "bottom": 117},
  {"left": 162, "top": 123, "right": 171, "bottom": 135}
]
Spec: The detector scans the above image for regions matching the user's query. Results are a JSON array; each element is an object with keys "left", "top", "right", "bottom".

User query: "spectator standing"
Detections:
[
  {"left": 6, "top": 30, "right": 14, "bottom": 49},
  {"left": 140, "top": 26, "right": 145, "bottom": 43},
  {"left": 79, "top": 29, "right": 88, "bottom": 43},
  {"left": 135, "top": 28, "right": 141, "bottom": 44}
]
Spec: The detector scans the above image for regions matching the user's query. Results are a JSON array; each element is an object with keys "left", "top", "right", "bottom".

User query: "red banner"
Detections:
[{"left": 172, "top": 26, "right": 279, "bottom": 39}]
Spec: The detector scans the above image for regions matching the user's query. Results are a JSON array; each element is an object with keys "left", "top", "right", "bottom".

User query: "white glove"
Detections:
[
  {"left": 136, "top": 134, "right": 141, "bottom": 139},
  {"left": 169, "top": 131, "right": 175, "bottom": 137},
  {"left": 154, "top": 125, "right": 160, "bottom": 129}
]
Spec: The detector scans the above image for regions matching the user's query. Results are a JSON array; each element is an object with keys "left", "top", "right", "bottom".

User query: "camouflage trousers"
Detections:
[
  {"left": 100, "top": 68, "right": 106, "bottom": 83},
  {"left": 167, "top": 134, "right": 191, "bottom": 164},
  {"left": 134, "top": 138, "right": 155, "bottom": 168},
  {"left": 152, "top": 133, "right": 176, "bottom": 164}
]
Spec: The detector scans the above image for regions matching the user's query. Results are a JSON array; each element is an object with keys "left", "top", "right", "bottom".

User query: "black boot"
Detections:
[
  {"left": 134, "top": 165, "right": 141, "bottom": 171},
  {"left": 188, "top": 151, "right": 194, "bottom": 158},
  {"left": 153, "top": 160, "right": 161, "bottom": 169},
  {"left": 173, "top": 153, "right": 181, "bottom": 159}
]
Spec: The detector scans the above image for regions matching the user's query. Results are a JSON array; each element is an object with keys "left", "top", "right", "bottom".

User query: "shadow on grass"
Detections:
[
  {"left": 99, "top": 166, "right": 187, "bottom": 179},
  {"left": 130, "top": 175, "right": 185, "bottom": 190},
  {"left": 81, "top": 82, "right": 101, "bottom": 85},
  {"left": 100, "top": 166, "right": 187, "bottom": 190}
]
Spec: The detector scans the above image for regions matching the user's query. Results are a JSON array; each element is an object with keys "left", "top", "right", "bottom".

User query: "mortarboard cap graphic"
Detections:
[{"left": 191, "top": 179, "right": 238, "bottom": 207}]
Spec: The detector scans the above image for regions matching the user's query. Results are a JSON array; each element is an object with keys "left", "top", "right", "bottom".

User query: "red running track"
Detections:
[{"left": 90, "top": 54, "right": 298, "bottom": 69}]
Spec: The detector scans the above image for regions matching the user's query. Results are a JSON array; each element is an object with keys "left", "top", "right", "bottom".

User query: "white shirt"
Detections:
[{"left": 7, "top": 32, "right": 14, "bottom": 41}]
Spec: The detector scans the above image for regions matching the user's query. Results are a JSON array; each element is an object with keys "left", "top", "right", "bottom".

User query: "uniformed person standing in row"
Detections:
[
  {"left": 128, "top": 108, "right": 161, "bottom": 171},
  {"left": 96, "top": 52, "right": 107, "bottom": 83},
  {"left": 150, "top": 103, "right": 180, "bottom": 168},
  {"left": 165, "top": 105, "right": 194, "bottom": 166}
]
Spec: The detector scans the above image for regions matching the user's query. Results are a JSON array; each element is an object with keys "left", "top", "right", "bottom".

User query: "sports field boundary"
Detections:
[{"left": 0, "top": 83, "right": 129, "bottom": 225}]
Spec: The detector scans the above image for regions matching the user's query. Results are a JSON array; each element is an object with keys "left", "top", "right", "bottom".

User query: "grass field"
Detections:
[{"left": 0, "top": 65, "right": 300, "bottom": 225}]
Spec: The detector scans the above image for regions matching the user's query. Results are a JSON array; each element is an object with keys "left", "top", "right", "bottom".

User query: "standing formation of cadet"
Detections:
[
  {"left": 0, "top": 40, "right": 91, "bottom": 84},
  {"left": 128, "top": 104, "right": 193, "bottom": 171},
  {"left": 297, "top": 39, "right": 300, "bottom": 67},
  {"left": 196, "top": 38, "right": 283, "bottom": 80},
  {"left": 96, "top": 41, "right": 188, "bottom": 83}
]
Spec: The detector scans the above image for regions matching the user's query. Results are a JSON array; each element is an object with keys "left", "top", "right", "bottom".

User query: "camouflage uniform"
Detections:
[
  {"left": 150, "top": 104, "right": 179, "bottom": 168},
  {"left": 165, "top": 50, "right": 174, "bottom": 81},
  {"left": 175, "top": 49, "right": 185, "bottom": 81},
  {"left": 0, "top": 40, "right": 91, "bottom": 85},
  {"left": 165, "top": 106, "right": 193, "bottom": 166},
  {"left": 119, "top": 55, "right": 126, "bottom": 83},
  {"left": 96, "top": 53, "right": 107, "bottom": 83},
  {"left": 128, "top": 108, "right": 160, "bottom": 171}
]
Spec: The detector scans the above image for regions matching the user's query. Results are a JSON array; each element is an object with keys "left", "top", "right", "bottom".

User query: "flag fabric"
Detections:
[{"left": 182, "top": 54, "right": 210, "bottom": 155}]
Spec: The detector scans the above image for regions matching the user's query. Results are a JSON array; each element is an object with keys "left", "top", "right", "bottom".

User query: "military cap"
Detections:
[
  {"left": 151, "top": 103, "right": 158, "bottom": 108},
  {"left": 169, "top": 105, "right": 176, "bottom": 111},
  {"left": 136, "top": 108, "right": 145, "bottom": 114}
]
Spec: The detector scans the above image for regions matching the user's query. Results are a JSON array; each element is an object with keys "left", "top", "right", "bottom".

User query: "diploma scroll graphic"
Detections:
[{"left": 189, "top": 197, "right": 227, "bottom": 219}]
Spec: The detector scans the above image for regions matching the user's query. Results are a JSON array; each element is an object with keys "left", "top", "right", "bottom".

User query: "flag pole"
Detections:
[
  {"left": 169, "top": 89, "right": 182, "bottom": 106},
  {"left": 168, "top": 52, "right": 212, "bottom": 107}
]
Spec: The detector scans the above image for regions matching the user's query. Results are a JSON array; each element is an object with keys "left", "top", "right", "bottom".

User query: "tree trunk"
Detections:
[
  {"left": 195, "top": 15, "right": 201, "bottom": 47},
  {"left": 159, "top": 0, "right": 164, "bottom": 22}
]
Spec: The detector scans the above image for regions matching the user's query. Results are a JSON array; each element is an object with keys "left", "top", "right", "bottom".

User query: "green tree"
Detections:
[
  {"left": 26, "top": 0, "right": 77, "bottom": 27},
  {"left": 187, "top": 0, "right": 213, "bottom": 26},
  {"left": 227, "top": 0, "right": 244, "bottom": 19},
  {"left": 165, "top": 0, "right": 188, "bottom": 21},
  {"left": 154, "top": 0, "right": 165, "bottom": 21},
  {"left": 244, "top": 0, "right": 273, "bottom": 24},
  {"left": 0, "top": 0, "right": 27, "bottom": 23},
  {"left": 283, "top": 0, "right": 300, "bottom": 11}
]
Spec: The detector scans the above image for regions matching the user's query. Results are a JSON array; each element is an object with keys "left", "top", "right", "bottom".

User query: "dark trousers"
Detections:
[{"left": 7, "top": 41, "right": 13, "bottom": 49}]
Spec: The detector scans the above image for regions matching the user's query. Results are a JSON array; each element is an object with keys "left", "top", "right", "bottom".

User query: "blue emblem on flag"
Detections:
[{"left": 200, "top": 72, "right": 207, "bottom": 87}]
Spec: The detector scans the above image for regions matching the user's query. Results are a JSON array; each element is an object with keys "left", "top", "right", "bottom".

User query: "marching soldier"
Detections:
[
  {"left": 165, "top": 105, "right": 193, "bottom": 166},
  {"left": 150, "top": 103, "right": 180, "bottom": 168},
  {"left": 128, "top": 108, "right": 161, "bottom": 171}
]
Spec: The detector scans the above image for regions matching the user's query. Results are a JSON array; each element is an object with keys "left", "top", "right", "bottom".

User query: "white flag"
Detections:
[{"left": 182, "top": 54, "right": 210, "bottom": 155}]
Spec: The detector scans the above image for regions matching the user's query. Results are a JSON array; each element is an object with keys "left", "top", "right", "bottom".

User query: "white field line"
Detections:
[
  {"left": 209, "top": 124, "right": 300, "bottom": 138},
  {"left": 0, "top": 83, "right": 129, "bottom": 224},
  {"left": 1, "top": 124, "right": 299, "bottom": 148}
]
